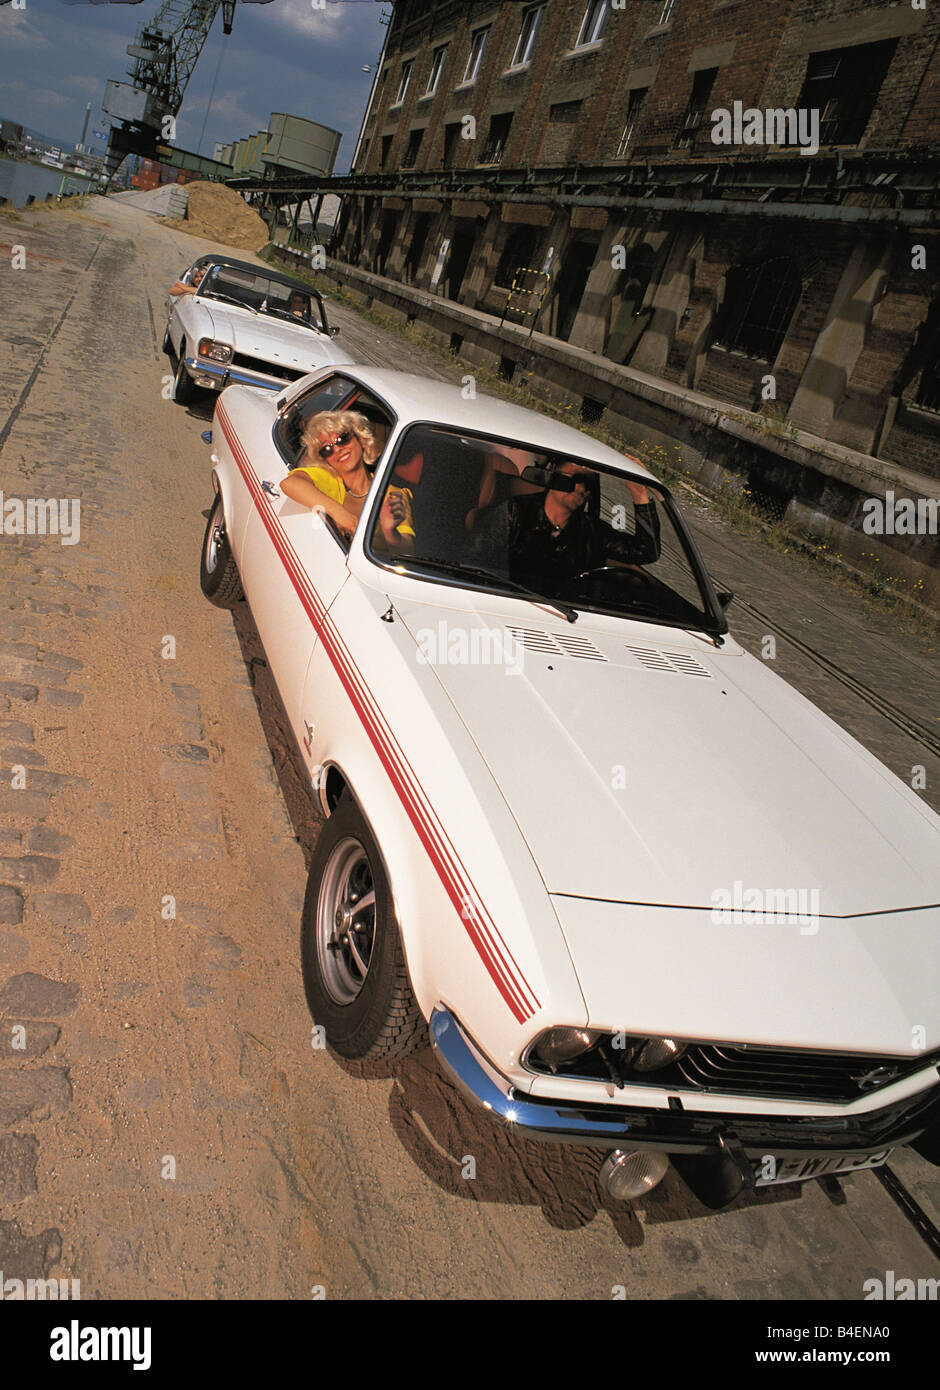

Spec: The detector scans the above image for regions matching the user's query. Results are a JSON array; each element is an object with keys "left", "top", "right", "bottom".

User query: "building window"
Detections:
[
  {"left": 441, "top": 121, "right": 461, "bottom": 168},
  {"left": 402, "top": 128, "right": 424, "bottom": 168},
  {"left": 510, "top": 6, "right": 544, "bottom": 68},
  {"left": 479, "top": 112, "right": 513, "bottom": 165},
  {"left": 393, "top": 60, "right": 413, "bottom": 107},
  {"left": 574, "top": 0, "right": 609, "bottom": 49},
  {"left": 657, "top": 0, "right": 678, "bottom": 26},
  {"left": 425, "top": 45, "right": 447, "bottom": 96},
  {"left": 674, "top": 66, "right": 717, "bottom": 150},
  {"left": 713, "top": 256, "right": 801, "bottom": 363},
  {"left": 616, "top": 88, "right": 648, "bottom": 156},
  {"left": 462, "top": 28, "right": 489, "bottom": 85},
  {"left": 796, "top": 40, "right": 897, "bottom": 148},
  {"left": 379, "top": 134, "right": 393, "bottom": 169}
]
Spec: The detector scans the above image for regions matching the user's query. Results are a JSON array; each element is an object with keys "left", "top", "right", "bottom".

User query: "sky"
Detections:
[{"left": 0, "top": 0, "right": 389, "bottom": 170}]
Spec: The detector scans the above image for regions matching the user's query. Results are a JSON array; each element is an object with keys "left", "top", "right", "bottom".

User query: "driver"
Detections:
[
  {"left": 473, "top": 461, "right": 660, "bottom": 586},
  {"left": 288, "top": 291, "right": 310, "bottom": 318}
]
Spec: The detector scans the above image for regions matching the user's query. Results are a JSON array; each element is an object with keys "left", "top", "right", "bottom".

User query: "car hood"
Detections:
[
  {"left": 203, "top": 305, "right": 351, "bottom": 368},
  {"left": 396, "top": 602, "right": 940, "bottom": 917}
]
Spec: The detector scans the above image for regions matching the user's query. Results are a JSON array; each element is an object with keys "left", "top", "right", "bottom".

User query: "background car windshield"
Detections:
[
  {"left": 369, "top": 424, "right": 715, "bottom": 629},
  {"left": 200, "top": 266, "right": 324, "bottom": 330}
]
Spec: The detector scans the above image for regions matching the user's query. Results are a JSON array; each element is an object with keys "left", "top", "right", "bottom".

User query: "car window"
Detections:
[
  {"left": 365, "top": 424, "right": 718, "bottom": 632},
  {"left": 274, "top": 376, "right": 396, "bottom": 468}
]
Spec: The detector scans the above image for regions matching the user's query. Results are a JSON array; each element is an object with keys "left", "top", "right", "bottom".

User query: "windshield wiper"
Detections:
[
  {"left": 204, "top": 291, "right": 259, "bottom": 315},
  {"left": 403, "top": 558, "right": 578, "bottom": 623},
  {"left": 263, "top": 306, "right": 316, "bottom": 328}
]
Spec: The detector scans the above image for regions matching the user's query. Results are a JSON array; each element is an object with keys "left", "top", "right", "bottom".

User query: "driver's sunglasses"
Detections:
[
  {"left": 557, "top": 470, "right": 592, "bottom": 489},
  {"left": 318, "top": 430, "right": 354, "bottom": 460}
]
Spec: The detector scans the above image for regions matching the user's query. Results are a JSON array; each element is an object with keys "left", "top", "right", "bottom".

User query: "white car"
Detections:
[
  {"left": 164, "top": 255, "right": 353, "bottom": 404},
  {"left": 200, "top": 364, "right": 940, "bottom": 1207}
]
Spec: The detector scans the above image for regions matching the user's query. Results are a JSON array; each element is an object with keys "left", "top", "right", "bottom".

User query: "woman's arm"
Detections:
[{"left": 279, "top": 473, "right": 360, "bottom": 534}]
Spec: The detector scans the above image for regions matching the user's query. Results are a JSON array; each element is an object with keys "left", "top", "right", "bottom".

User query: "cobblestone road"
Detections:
[{"left": 0, "top": 197, "right": 936, "bottom": 1299}]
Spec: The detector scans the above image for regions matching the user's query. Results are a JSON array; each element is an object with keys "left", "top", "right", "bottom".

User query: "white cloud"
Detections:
[
  {"left": 262, "top": 0, "right": 347, "bottom": 43},
  {"left": 0, "top": 10, "right": 53, "bottom": 49}
]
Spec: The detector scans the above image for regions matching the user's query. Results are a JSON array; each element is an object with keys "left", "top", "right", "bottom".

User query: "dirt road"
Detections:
[{"left": 0, "top": 196, "right": 937, "bottom": 1299}]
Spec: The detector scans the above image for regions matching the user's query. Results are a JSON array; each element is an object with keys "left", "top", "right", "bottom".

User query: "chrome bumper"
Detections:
[
  {"left": 429, "top": 1007, "right": 940, "bottom": 1157},
  {"left": 184, "top": 356, "right": 286, "bottom": 392}
]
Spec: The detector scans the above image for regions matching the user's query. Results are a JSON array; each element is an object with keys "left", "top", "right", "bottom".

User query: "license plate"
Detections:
[{"left": 754, "top": 1148, "right": 892, "bottom": 1187}]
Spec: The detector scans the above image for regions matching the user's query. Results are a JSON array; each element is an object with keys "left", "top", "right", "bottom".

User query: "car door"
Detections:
[{"left": 238, "top": 373, "right": 394, "bottom": 745}]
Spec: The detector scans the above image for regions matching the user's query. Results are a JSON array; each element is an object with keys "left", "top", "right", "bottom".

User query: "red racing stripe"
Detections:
[{"left": 216, "top": 404, "right": 541, "bottom": 1023}]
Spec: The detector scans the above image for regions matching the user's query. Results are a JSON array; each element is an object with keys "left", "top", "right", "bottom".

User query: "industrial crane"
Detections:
[{"left": 102, "top": 0, "right": 272, "bottom": 180}]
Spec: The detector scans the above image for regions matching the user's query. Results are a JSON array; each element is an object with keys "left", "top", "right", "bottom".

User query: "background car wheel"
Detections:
[
  {"left": 199, "top": 495, "right": 244, "bottom": 608},
  {"left": 172, "top": 341, "right": 196, "bottom": 403},
  {"left": 301, "top": 795, "right": 426, "bottom": 1061}
]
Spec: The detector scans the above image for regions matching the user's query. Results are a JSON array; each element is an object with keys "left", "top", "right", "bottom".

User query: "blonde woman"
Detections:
[{"left": 281, "top": 410, "right": 414, "bottom": 550}]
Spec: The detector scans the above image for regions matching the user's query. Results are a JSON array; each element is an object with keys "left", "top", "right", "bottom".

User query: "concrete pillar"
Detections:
[
  {"left": 630, "top": 221, "right": 700, "bottom": 375},
  {"left": 789, "top": 235, "right": 891, "bottom": 442},
  {"left": 568, "top": 216, "right": 631, "bottom": 355}
]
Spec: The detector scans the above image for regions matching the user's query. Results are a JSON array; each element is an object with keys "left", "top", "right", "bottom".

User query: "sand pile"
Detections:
[{"left": 162, "top": 180, "right": 268, "bottom": 252}]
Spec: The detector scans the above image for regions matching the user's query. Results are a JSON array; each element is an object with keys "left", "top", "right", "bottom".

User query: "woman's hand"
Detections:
[{"left": 379, "top": 491, "right": 407, "bottom": 542}]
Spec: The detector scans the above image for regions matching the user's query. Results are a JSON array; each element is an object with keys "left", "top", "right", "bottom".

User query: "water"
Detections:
[{"left": 0, "top": 155, "right": 96, "bottom": 208}]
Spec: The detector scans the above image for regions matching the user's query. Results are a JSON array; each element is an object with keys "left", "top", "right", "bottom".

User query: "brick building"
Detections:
[{"left": 333, "top": 0, "right": 940, "bottom": 481}]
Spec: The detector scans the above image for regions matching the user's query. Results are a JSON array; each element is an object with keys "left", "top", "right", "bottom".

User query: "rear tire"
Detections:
[
  {"left": 199, "top": 494, "right": 244, "bottom": 608},
  {"left": 301, "top": 795, "right": 425, "bottom": 1061}
]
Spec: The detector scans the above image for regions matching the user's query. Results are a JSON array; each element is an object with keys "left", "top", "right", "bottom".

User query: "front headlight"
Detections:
[
  {"left": 533, "top": 1027, "right": 603, "bottom": 1068},
  {"left": 197, "top": 338, "right": 233, "bottom": 364},
  {"left": 631, "top": 1038, "right": 688, "bottom": 1072}
]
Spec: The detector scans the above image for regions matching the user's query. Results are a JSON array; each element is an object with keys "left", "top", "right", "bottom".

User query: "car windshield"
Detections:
[
  {"left": 365, "top": 424, "right": 721, "bottom": 632},
  {"left": 197, "top": 265, "right": 325, "bottom": 331}
]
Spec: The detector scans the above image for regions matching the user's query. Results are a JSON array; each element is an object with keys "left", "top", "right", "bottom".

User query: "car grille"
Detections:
[
  {"left": 231, "top": 353, "right": 306, "bottom": 383},
  {"left": 674, "top": 1045, "right": 938, "bottom": 1102},
  {"left": 528, "top": 1038, "right": 940, "bottom": 1104}
]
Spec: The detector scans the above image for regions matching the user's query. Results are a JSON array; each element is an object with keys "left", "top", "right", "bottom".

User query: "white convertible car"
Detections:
[
  {"left": 200, "top": 364, "right": 940, "bottom": 1207},
  {"left": 164, "top": 254, "right": 353, "bottom": 404}
]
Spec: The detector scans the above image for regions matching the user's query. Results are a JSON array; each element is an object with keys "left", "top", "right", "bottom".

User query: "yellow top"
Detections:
[{"left": 290, "top": 465, "right": 415, "bottom": 538}]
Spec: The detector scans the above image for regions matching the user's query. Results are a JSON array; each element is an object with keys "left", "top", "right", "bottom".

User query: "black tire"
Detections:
[
  {"left": 199, "top": 494, "right": 244, "bottom": 608},
  {"left": 301, "top": 795, "right": 425, "bottom": 1061},
  {"left": 162, "top": 324, "right": 172, "bottom": 355},
  {"left": 172, "top": 340, "right": 196, "bottom": 403}
]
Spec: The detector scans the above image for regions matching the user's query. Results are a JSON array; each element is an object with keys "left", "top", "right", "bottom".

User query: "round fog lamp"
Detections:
[
  {"left": 600, "top": 1149, "right": 669, "bottom": 1201},
  {"left": 633, "top": 1037, "right": 687, "bottom": 1072}
]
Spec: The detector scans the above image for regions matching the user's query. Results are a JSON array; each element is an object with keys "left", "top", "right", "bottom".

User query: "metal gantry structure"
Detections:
[{"left": 102, "top": 0, "right": 270, "bottom": 181}]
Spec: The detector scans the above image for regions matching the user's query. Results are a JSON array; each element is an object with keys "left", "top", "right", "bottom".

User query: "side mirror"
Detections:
[
  {"left": 329, "top": 326, "right": 340, "bottom": 337},
  {"left": 716, "top": 590, "right": 734, "bottom": 611}
]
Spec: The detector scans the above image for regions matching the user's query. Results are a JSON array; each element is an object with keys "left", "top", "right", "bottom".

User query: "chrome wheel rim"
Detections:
[
  {"left": 205, "top": 504, "right": 224, "bottom": 574},
  {"left": 316, "top": 837, "right": 376, "bottom": 1005}
]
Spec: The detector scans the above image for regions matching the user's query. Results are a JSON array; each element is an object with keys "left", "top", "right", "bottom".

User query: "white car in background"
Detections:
[
  {"left": 164, "top": 254, "right": 353, "bottom": 404},
  {"left": 198, "top": 364, "right": 940, "bottom": 1208}
]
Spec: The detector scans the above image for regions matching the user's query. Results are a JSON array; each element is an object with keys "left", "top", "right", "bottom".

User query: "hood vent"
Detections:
[
  {"left": 506, "top": 628, "right": 607, "bottom": 662},
  {"left": 625, "top": 645, "right": 712, "bottom": 678}
]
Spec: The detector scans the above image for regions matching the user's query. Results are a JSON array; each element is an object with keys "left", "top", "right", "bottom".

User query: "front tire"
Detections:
[
  {"left": 199, "top": 494, "right": 244, "bottom": 608},
  {"left": 301, "top": 795, "right": 425, "bottom": 1061},
  {"left": 172, "top": 340, "right": 196, "bottom": 403}
]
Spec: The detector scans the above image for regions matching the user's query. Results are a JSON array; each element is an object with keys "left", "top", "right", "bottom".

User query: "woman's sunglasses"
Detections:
[{"left": 318, "top": 430, "right": 354, "bottom": 460}]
